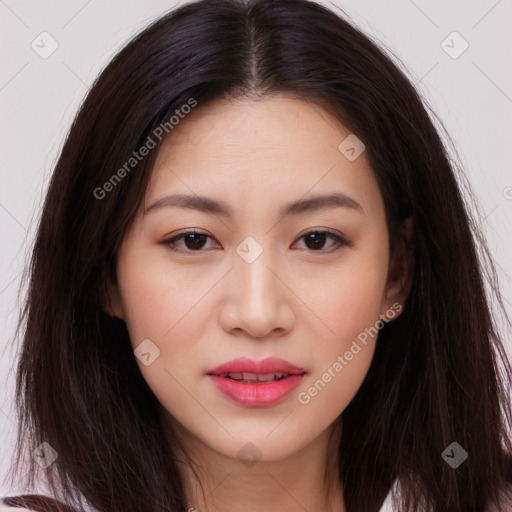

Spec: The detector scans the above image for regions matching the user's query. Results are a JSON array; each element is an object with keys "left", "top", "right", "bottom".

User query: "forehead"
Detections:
[
  {"left": 154, "top": 94, "right": 352, "bottom": 164},
  {"left": 143, "top": 94, "right": 382, "bottom": 220}
]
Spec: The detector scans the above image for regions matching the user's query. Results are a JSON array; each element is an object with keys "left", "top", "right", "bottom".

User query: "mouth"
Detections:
[
  {"left": 216, "top": 371, "right": 299, "bottom": 383},
  {"left": 207, "top": 356, "right": 306, "bottom": 377},
  {"left": 206, "top": 357, "right": 307, "bottom": 407}
]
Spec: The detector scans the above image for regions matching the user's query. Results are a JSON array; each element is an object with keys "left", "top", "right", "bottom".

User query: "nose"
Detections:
[{"left": 218, "top": 246, "right": 295, "bottom": 339}]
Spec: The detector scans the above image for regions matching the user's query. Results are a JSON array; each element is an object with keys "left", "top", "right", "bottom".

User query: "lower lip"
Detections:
[{"left": 208, "top": 374, "right": 305, "bottom": 407}]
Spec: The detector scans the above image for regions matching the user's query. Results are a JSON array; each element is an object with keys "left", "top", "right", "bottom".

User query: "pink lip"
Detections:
[
  {"left": 207, "top": 357, "right": 306, "bottom": 407},
  {"left": 208, "top": 357, "right": 306, "bottom": 376}
]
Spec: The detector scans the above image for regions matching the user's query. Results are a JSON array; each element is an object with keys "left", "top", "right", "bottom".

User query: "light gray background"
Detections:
[{"left": 1, "top": 0, "right": 511, "bottom": 504}]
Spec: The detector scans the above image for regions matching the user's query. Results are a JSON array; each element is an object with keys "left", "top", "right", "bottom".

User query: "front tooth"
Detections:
[
  {"left": 256, "top": 372, "right": 274, "bottom": 382},
  {"left": 257, "top": 372, "right": 281, "bottom": 381},
  {"left": 225, "top": 372, "right": 290, "bottom": 382}
]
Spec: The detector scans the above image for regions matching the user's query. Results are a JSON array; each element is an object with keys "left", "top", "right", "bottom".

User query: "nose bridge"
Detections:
[
  {"left": 221, "top": 235, "right": 294, "bottom": 337},
  {"left": 233, "top": 236, "right": 278, "bottom": 310}
]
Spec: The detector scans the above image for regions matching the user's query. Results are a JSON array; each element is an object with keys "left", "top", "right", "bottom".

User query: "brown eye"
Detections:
[
  {"left": 294, "top": 230, "right": 350, "bottom": 252},
  {"left": 181, "top": 233, "right": 208, "bottom": 250},
  {"left": 303, "top": 232, "right": 328, "bottom": 250},
  {"left": 162, "top": 231, "right": 218, "bottom": 252},
  {"left": 162, "top": 229, "right": 351, "bottom": 254}
]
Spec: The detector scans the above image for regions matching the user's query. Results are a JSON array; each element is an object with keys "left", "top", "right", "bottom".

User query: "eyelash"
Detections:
[{"left": 161, "top": 229, "right": 352, "bottom": 254}]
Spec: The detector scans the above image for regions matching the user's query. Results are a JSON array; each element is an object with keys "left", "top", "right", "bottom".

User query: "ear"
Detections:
[
  {"left": 101, "top": 277, "right": 125, "bottom": 320},
  {"left": 381, "top": 217, "right": 414, "bottom": 320}
]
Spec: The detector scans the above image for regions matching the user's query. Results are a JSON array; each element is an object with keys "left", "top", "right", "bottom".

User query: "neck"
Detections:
[{"left": 164, "top": 413, "right": 345, "bottom": 512}]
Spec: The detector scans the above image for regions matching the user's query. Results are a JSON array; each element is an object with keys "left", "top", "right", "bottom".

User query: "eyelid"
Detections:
[
  {"left": 162, "top": 229, "right": 218, "bottom": 252},
  {"left": 161, "top": 228, "right": 352, "bottom": 253},
  {"left": 161, "top": 228, "right": 353, "bottom": 256},
  {"left": 292, "top": 228, "right": 352, "bottom": 251}
]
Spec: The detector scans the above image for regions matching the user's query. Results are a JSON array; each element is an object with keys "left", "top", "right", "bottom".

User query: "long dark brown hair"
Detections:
[{"left": 5, "top": 0, "right": 512, "bottom": 511}]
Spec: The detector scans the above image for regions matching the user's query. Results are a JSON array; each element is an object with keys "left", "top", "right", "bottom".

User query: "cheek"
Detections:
[
  {"left": 116, "top": 244, "right": 208, "bottom": 345},
  {"left": 114, "top": 244, "right": 222, "bottom": 402},
  {"left": 298, "top": 241, "right": 389, "bottom": 412},
  {"left": 114, "top": 253, "right": 205, "bottom": 415},
  {"left": 305, "top": 237, "right": 389, "bottom": 346},
  {"left": 295, "top": 284, "right": 383, "bottom": 424}
]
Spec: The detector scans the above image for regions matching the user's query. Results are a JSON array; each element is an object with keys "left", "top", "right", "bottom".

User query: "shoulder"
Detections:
[
  {"left": 0, "top": 495, "right": 85, "bottom": 512},
  {"left": 378, "top": 481, "right": 512, "bottom": 511},
  {"left": 0, "top": 506, "right": 33, "bottom": 512}
]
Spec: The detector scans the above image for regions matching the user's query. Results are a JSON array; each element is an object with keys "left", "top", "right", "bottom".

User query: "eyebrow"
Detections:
[{"left": 144, "top": 192, "right": 364, "bottom": 218}]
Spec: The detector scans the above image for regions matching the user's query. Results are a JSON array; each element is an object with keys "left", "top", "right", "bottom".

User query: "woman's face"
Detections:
[{"left": 107, "top": 94, "right": 407, "bottom": 463}]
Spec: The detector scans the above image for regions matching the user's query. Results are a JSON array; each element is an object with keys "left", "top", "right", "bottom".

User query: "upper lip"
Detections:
[{"left": 207, "top": 357, "right": 306, "bottom": 376}]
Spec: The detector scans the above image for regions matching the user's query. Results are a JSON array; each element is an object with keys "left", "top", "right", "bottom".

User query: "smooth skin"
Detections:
[{"left": 105, "top": 94, "right": 413, "bottom": 512}]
